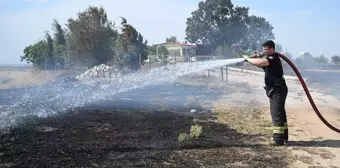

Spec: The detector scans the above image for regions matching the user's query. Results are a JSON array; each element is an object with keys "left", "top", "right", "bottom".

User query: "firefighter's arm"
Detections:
[{"left": 245, "top": 58, "right": 269, "bottom": 67}]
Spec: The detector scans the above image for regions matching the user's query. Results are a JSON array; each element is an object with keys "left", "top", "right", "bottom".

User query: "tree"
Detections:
[
  {"left": 66, "top": 6, "right": 118, "bottom": 68},
  {"left": 185, "top": 0, "right": 274, "bottom": 51},
  {"left": 137, "top": 33, "right": 149, "bottom": 65},
  {"left": 20, "top": 6, "right": 150, "bottom": 71},
  {"left": 275, "top": 43, "right": 283, "bottom": 53},
  {"left": 185, "top": 0, "right": 244, "bottom": 46},
  {"left": 158, "top": 46, "right": 169, "bottom": 56},
  {"left": 331, "top": 55, "right": 340, "bottom": 64},
  {"left": 147, "top": 45, "right": 156, "bottom": 55},
  {"left": 52, "top": 19, "right": 66, "bottom": 46},
  {"left": 20, "top": 40, "right": 48, "bottom": 68},
  {"left": 157, "top": 46, "right": 169, "bottom": 64},
  {"left": 52, "top": 19, "right": 67, "bottom": 69},
  {"left": 214, "top": 45, "right": 232, "bottom": 58},
  {"left": 44, "top": 31, "right": 55, "bottom": 69},
  {"left": 314, "top": 54, "right": 328, "bottom": 64},
  {"left": 302, "top": 52, "right": 315, "bottom": 63},
  {"left": 294, "top": 52, "right": 316, "bottom": 66},
  {"left": 241, "top": 15, "right": 274, "bottom": 50},
  {"left": 166, "top": 36, "right": 178, "bottom": 42},
  {"left": 115, "top": 17, "right": 148, "bottom": 70}
]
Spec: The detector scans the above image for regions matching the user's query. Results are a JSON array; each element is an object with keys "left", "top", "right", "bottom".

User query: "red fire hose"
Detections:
[{"left": 277, "top": 53, "right": 340, "bottom": 133}]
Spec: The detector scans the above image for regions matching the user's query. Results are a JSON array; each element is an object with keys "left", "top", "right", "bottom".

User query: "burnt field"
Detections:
[{"left": 0, "top": 76, "right": 290, "bottom": 168}]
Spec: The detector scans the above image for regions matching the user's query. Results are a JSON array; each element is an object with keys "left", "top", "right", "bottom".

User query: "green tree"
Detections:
[
  {"left": 302, "top": 52, "right": 314, "bottom": 60},
  {"left": 51, "top": 19, "right": 67, "bottom": 69},
  {"left": 158, "top": 46, "right": 169, "bottom": 56},
  {"left": 185, "top": 0, "right": 274, "bottom": 50},
  {"left": 147, "top": 45, "right": 157, "bottom": 55},
  {"left": 241, "top": 15, "right": 274, "bottom": 50},
  {"left": 214, "top": 45, "right": 232, "bottom": 58},
  {"left": 20, "top": 6, "right": 150, "bottom": 71},
  {"left": 52, "top": 19, "right": 66, "bottom": 46},
  {"left": 295, "top": 52, "right": 316, "bottom": 66},
  {"left": 53, "top": 44, "right": 67, "bottom": 69},
  {"left": 331, "top": 55, "right": 340, "bottom": 64},
  {"left": 137, "top": 33, "right": 149, "bottom": 64},
  {"left": 66, "top": 6, "right": 118, "bottom": 68},
  {"left": 166, "top": 36, "right": 178, "bottom": 42},
  {"left": 157, "top": 45, "right": 169, "bottom": 64},
  {"left": 115, "top": 17, "right": 148, "bottom": 70},
  {"left": 314, "top": 54, "right": 328, "bottom": 64},
  {"left": 45, "top": 31, "right": 55, "bottom": 69},
  {"left": 20, "top": 40, "right": 48, "bottom": 69}
]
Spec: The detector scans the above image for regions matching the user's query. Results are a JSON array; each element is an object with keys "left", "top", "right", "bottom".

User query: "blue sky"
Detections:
[{"left": 0, "top": 0, "right": 339, "bottom": 64}]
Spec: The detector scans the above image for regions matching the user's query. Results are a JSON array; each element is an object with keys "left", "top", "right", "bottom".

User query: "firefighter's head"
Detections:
[{"left": 262, "top": 40, "right": 275, "bottom": 55}]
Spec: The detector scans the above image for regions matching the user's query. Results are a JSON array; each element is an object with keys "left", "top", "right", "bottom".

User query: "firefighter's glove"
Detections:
[{"left": 242, "top": 55, "right": 249, "bottom": 62}]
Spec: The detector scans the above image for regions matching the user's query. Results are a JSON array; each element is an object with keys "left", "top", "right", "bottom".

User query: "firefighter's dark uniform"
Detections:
[{"left": 262, "top": 52, "right": 288, "bottom": 145}]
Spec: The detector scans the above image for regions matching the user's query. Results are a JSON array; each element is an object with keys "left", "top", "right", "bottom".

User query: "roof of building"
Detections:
[{"left": 153, "top": 42, "right": 197, "bottom": 47}]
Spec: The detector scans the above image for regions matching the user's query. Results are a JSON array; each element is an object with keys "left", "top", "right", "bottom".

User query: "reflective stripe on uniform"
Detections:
[
  {"left": 284, "top": 122, "right": 288, "bottom": 130},
  {"left": 272, "top": 126, "right": 285, "bottom": 134}
]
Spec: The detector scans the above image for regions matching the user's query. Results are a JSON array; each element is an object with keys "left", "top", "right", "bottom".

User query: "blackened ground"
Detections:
[
  {"left": 0, "top": 75, "right": 290, "bottom": 168},
  {"left": 0, "top": 105, "right": 290, "bottom": 168}
]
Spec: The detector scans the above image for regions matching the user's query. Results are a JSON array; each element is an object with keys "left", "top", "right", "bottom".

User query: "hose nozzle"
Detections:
[{"left": 242, "top": 55, "right": 249, "bottom": 61}]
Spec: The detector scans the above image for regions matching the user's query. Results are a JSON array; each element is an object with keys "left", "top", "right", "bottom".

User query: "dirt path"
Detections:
[{"left": 284, "top": 104, "right": 340, "bottom": 168}]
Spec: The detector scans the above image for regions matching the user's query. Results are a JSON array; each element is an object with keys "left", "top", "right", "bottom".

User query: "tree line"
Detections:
[
  {"left": 21, "top": 6, "right": 148, "bottom": 70},
  {"left": 20, "top": 1, "right": 340, "bottom": 70},
  {"left": 293, "top": 52, "right": 340, "bottom": 65}
]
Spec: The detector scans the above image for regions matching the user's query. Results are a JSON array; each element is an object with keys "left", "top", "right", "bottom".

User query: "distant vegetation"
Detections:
[
  {"left": 19, "top": 0, "right": 339, "bottom": 71},
  {"left": 331, "top": 55, "right": 340, "bottom": 64},
  {"left": 20, "top": 6, "right": 148, "bottom": 71},
  {"left": 293, "top": 52, "right": 340, "bottom": 65}
]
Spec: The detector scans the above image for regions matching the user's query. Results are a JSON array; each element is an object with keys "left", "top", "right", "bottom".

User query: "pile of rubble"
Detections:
[{"left": 76, "top": 64, "right": 121, "bottom": 80}]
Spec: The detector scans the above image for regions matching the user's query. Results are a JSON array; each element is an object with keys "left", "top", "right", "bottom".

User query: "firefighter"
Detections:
[{"left": 244, "top": 40, "right": 288, "bottom": 146}]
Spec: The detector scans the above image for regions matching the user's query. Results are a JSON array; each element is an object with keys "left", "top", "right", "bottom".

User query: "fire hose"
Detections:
[{"left": 244, "top": 53, "right": 340, "bottom": 133}]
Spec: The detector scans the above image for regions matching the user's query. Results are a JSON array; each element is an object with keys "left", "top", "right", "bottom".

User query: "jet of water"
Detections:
[{"left": 0, "top": 58, "right": 245, "bottom": 131}]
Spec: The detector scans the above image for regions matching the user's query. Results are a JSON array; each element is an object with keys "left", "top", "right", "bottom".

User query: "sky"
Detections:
[{"left": 0, "top": 0, "right": 339, "bottom": 64}]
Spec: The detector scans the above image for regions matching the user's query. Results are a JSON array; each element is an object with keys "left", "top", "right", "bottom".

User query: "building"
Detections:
[{"left": 154, "top": 42, "right": 197, "bottom": 62}]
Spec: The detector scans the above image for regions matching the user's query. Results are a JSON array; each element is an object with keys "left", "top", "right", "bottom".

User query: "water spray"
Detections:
[
  {"left": 243, "top": 54, "right": 340, "bottom": 133},
  {"left": 0, "top": 58, "right": 245, "bottom": 131}
]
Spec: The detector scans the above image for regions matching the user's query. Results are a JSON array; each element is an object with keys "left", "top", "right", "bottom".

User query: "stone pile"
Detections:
[{"left": 76, "top": 64, "right": 121, "bottom": 80}]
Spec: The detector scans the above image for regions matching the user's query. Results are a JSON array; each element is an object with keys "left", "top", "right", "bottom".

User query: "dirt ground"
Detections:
[
  {"left": 0, "top": 69, "right": 67, "bottom": 89},
  {"left": 218, "top": 67, "right": 340, "bottom": 168}
]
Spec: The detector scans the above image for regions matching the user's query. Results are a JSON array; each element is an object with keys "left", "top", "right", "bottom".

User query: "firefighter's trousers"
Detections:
[{"left": 266, "top": 84, "right": 288, "bottom": 142}]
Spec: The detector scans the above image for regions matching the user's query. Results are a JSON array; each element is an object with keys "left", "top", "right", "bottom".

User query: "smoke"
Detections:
[
  {"left": 0, "top": 58, "right": 245, "bottom": 131},
  {"left": 279, "top": 53, "right": 340, "bottom": 98}
]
